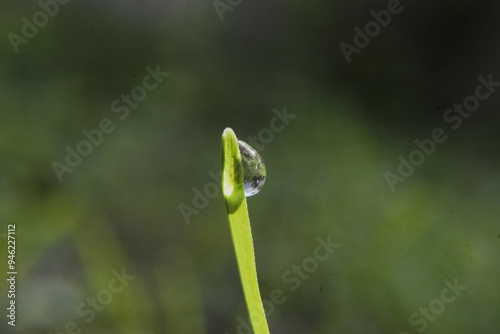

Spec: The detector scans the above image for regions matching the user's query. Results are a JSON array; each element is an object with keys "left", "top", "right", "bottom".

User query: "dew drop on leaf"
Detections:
[{"left": 238, "top": 140, "right": 266, "bottom": 197}]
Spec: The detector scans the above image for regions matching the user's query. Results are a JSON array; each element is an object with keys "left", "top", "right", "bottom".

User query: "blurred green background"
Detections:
[{"left": 1, "top": 0, "right": 499, "bottom": 333}]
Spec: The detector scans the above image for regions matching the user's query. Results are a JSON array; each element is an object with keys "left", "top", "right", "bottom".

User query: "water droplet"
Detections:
[{"left": 238, "top": 140, "right": 266, "bottom": 197}]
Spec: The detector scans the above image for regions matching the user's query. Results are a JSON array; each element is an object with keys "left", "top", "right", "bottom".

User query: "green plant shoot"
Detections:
[{"left": 221, "top": 128, "right": 270, "bottom": 334}]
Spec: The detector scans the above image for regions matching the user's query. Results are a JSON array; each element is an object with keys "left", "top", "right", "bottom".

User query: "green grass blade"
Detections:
[{"left": 221, "top": 128, "right": 270, "bottom": 334}]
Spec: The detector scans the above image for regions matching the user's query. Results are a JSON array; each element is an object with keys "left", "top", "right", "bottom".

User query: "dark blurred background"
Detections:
[{"left": 1, "top": 0, "right": 499, "bottom": 333}]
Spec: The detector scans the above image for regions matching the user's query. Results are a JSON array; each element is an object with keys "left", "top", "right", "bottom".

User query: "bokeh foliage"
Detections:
[{"left": 0, "top": 0, "right": 499, "bottom": 333}]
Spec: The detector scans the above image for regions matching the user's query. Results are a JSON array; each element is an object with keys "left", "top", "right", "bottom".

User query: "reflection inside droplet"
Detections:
[{"left": 238, "top": 140, "right": 266, "bottom": 197}]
